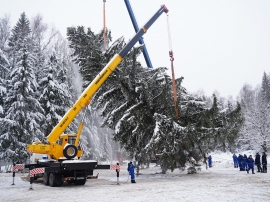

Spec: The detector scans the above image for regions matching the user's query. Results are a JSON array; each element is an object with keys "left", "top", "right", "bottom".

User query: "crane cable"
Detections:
[
  {"left": 166, "top": 14, "right": 178, "bottom": 119},
  {"left": 103, "top": 0, "right": 107, "bottom": 51}
]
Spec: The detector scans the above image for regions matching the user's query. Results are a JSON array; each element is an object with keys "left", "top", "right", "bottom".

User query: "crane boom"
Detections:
[
  {"left": 124, "top": 0, "right": 153, "bottom": 68},
  {"left": 27, "top": 4, "right": 169, "bottom": 160}
]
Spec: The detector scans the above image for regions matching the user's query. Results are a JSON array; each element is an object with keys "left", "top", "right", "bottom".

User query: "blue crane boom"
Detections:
[{"left": 124, "top": 0, "right": 153, "bottom": 68}]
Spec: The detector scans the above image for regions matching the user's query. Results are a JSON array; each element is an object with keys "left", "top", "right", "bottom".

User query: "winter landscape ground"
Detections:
[{"left": 0, "top": 151, "right": 269, "bottom": 202}]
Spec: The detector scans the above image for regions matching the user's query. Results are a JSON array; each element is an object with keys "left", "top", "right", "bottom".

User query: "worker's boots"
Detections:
[{"left": 131, "top": 180, "right": 136, "bottom": 183}]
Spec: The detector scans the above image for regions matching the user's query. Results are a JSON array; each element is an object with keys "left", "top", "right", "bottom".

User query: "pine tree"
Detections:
[
  {"left": 8, "top": 12, "right": 31, "bottom": 65},
  {"left": 0, "top": 15, "right": 11, "bottom": 117},
  {"left": 0, "top": 76, "right": 6, "bottom": 116},
  {"left": 1, "top": 45, "right": 44, "bottom": 163},
  {"left": 0, "top": 14, "right": 11, "bottom": 77},
  {"left": 0, "top": 49, "right": 9, "bottom": 117},
  {"left": 39, "top": 55, "right": 71, "bottom": 137},
  {"left": 0, "top": 13, "right": 44, "bottom": 163}
]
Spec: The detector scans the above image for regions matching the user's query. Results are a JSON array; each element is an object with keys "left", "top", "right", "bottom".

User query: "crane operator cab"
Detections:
[{"left": 55, "top": 134, "right": 83, "bottom": 160}]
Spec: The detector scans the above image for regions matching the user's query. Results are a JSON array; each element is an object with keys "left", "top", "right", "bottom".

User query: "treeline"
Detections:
[
  {"left": 1, "top": 12, "right": 267, "bottom": 174},
  {"left": 238, "top": 72, "right": 270, "bottom": 153}
]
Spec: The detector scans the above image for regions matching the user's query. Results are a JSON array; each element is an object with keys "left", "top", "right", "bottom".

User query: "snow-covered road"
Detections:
[{"left": 1, "top": 153, "right": 269, "bottom": 202}]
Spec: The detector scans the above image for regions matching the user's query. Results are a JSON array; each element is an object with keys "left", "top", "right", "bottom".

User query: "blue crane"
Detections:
[{"left": 124, "top": 0, "right": 153, "bottom": 68}]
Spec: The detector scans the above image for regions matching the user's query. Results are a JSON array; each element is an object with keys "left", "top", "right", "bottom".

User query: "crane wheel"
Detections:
[
  {"left": 49, "top": 172, "right": 63, "bottom": 187},
  {"left": 63, "top": 144, "right": 78, "bottom": 159},
  {"left": 43, "top": 172, "right": 49, "bottom": 185},
  {"left": 49, "top": 173, "right": 56, "bottom": 187}
]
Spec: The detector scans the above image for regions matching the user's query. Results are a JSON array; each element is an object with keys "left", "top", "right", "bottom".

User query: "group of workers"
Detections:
[
  {"left": 233, "top": 152, "right": 267, "bottom": 174},
  {"left": 126, "top": 152, "right": 267, "bottom": 183}
]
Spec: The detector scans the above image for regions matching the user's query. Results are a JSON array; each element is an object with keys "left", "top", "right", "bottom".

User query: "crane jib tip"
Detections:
[{"left": 161, "top": 5, "right": 169, "bottom": 13}]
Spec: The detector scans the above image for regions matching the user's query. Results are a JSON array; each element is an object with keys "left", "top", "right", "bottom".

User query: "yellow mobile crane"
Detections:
[{"left": 25, "top": 4, "right": 169, "bottom": 187}]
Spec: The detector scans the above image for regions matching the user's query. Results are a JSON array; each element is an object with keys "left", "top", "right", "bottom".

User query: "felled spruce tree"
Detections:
[{"left": 67, "top": 26, "right": 243, "bottom": 173}]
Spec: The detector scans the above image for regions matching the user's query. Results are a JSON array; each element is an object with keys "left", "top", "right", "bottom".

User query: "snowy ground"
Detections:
[{"left": 0, "top": 152, "right": 269, "bottom": 202}]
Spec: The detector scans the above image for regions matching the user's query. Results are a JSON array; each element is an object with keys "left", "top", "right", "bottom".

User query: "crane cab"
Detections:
[{"left": 54, "top": 134, "right": 83, "bottom": 160}]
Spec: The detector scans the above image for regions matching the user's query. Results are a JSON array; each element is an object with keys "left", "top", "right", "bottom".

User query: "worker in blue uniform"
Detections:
[
  {"left": 232, "top": 154, "right": 238, "bottom": 168},
  {"left": 247, "top": 155, "right": 255, "bottom": 174},
  {"left": 237, "top": 154, "right": 243, "bottom": 171},
  {"left": 127, "top": 161, "right": 136, "bottom": 183},
  {"left": 208, "top": 155, "right": 212, "bottom": 168},
  {"left": 242, "top": 154, "right": 248, "bottom": 171}
]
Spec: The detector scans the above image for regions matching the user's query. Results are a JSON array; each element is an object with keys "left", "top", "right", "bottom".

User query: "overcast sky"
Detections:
[{"left": 1, "top": 0, "right": 270, "bottom": 99}]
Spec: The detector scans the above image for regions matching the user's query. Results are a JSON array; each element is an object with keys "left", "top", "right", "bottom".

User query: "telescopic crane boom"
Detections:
[
  {"left": 124, "top": 0, "right": 153, "bottom": 68},
  {"left": 27, "top": 4, "right": 169, "bottom": 161}
]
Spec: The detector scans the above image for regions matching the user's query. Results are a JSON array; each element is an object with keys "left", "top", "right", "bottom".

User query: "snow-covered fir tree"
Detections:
[
  {"left": 0, "top": 48, "right": 9, "bottom": 117},
  {"left": 29, "top": 14, "right": 47, "bottom": 83},
  {"left": 0, "top": 13, "right": 44, "bottom": 163},
  {"left": 145, "top": 89, "right": 243, "bottom": 172},
  {"left": 0, "top": 15, "right": 10, "bottom": 118},
  {"left": 98, "top": 44, "right": 242, "bottom": 173},
  {"left": 41, "top": 32, "right": 81, "bottom": 136},
  {"left": 67, "top": 25, "right": 243, "bottom": 171},
  {"left": 38, "top": 54, "right": 71, "bottom": 137}
]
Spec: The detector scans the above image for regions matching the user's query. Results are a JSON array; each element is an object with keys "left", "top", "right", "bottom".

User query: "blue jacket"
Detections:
[
  {"left": 208, "top": 156, "right": 212, "bottom": 167},
  {"left": 247, "top": 157, "right": 254, "bottom": 168},
  {"left": 242, "top": 155, "right": 247, "bottom": 164},
  {"left": 127, "top": 163, "right": 136, "bottom": 180},
  {"left": 237, "top": 155, "right": 243, "bottom": 163},
  {"left": 233, "top": 155, "right": 238, "bottom": 163}
]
